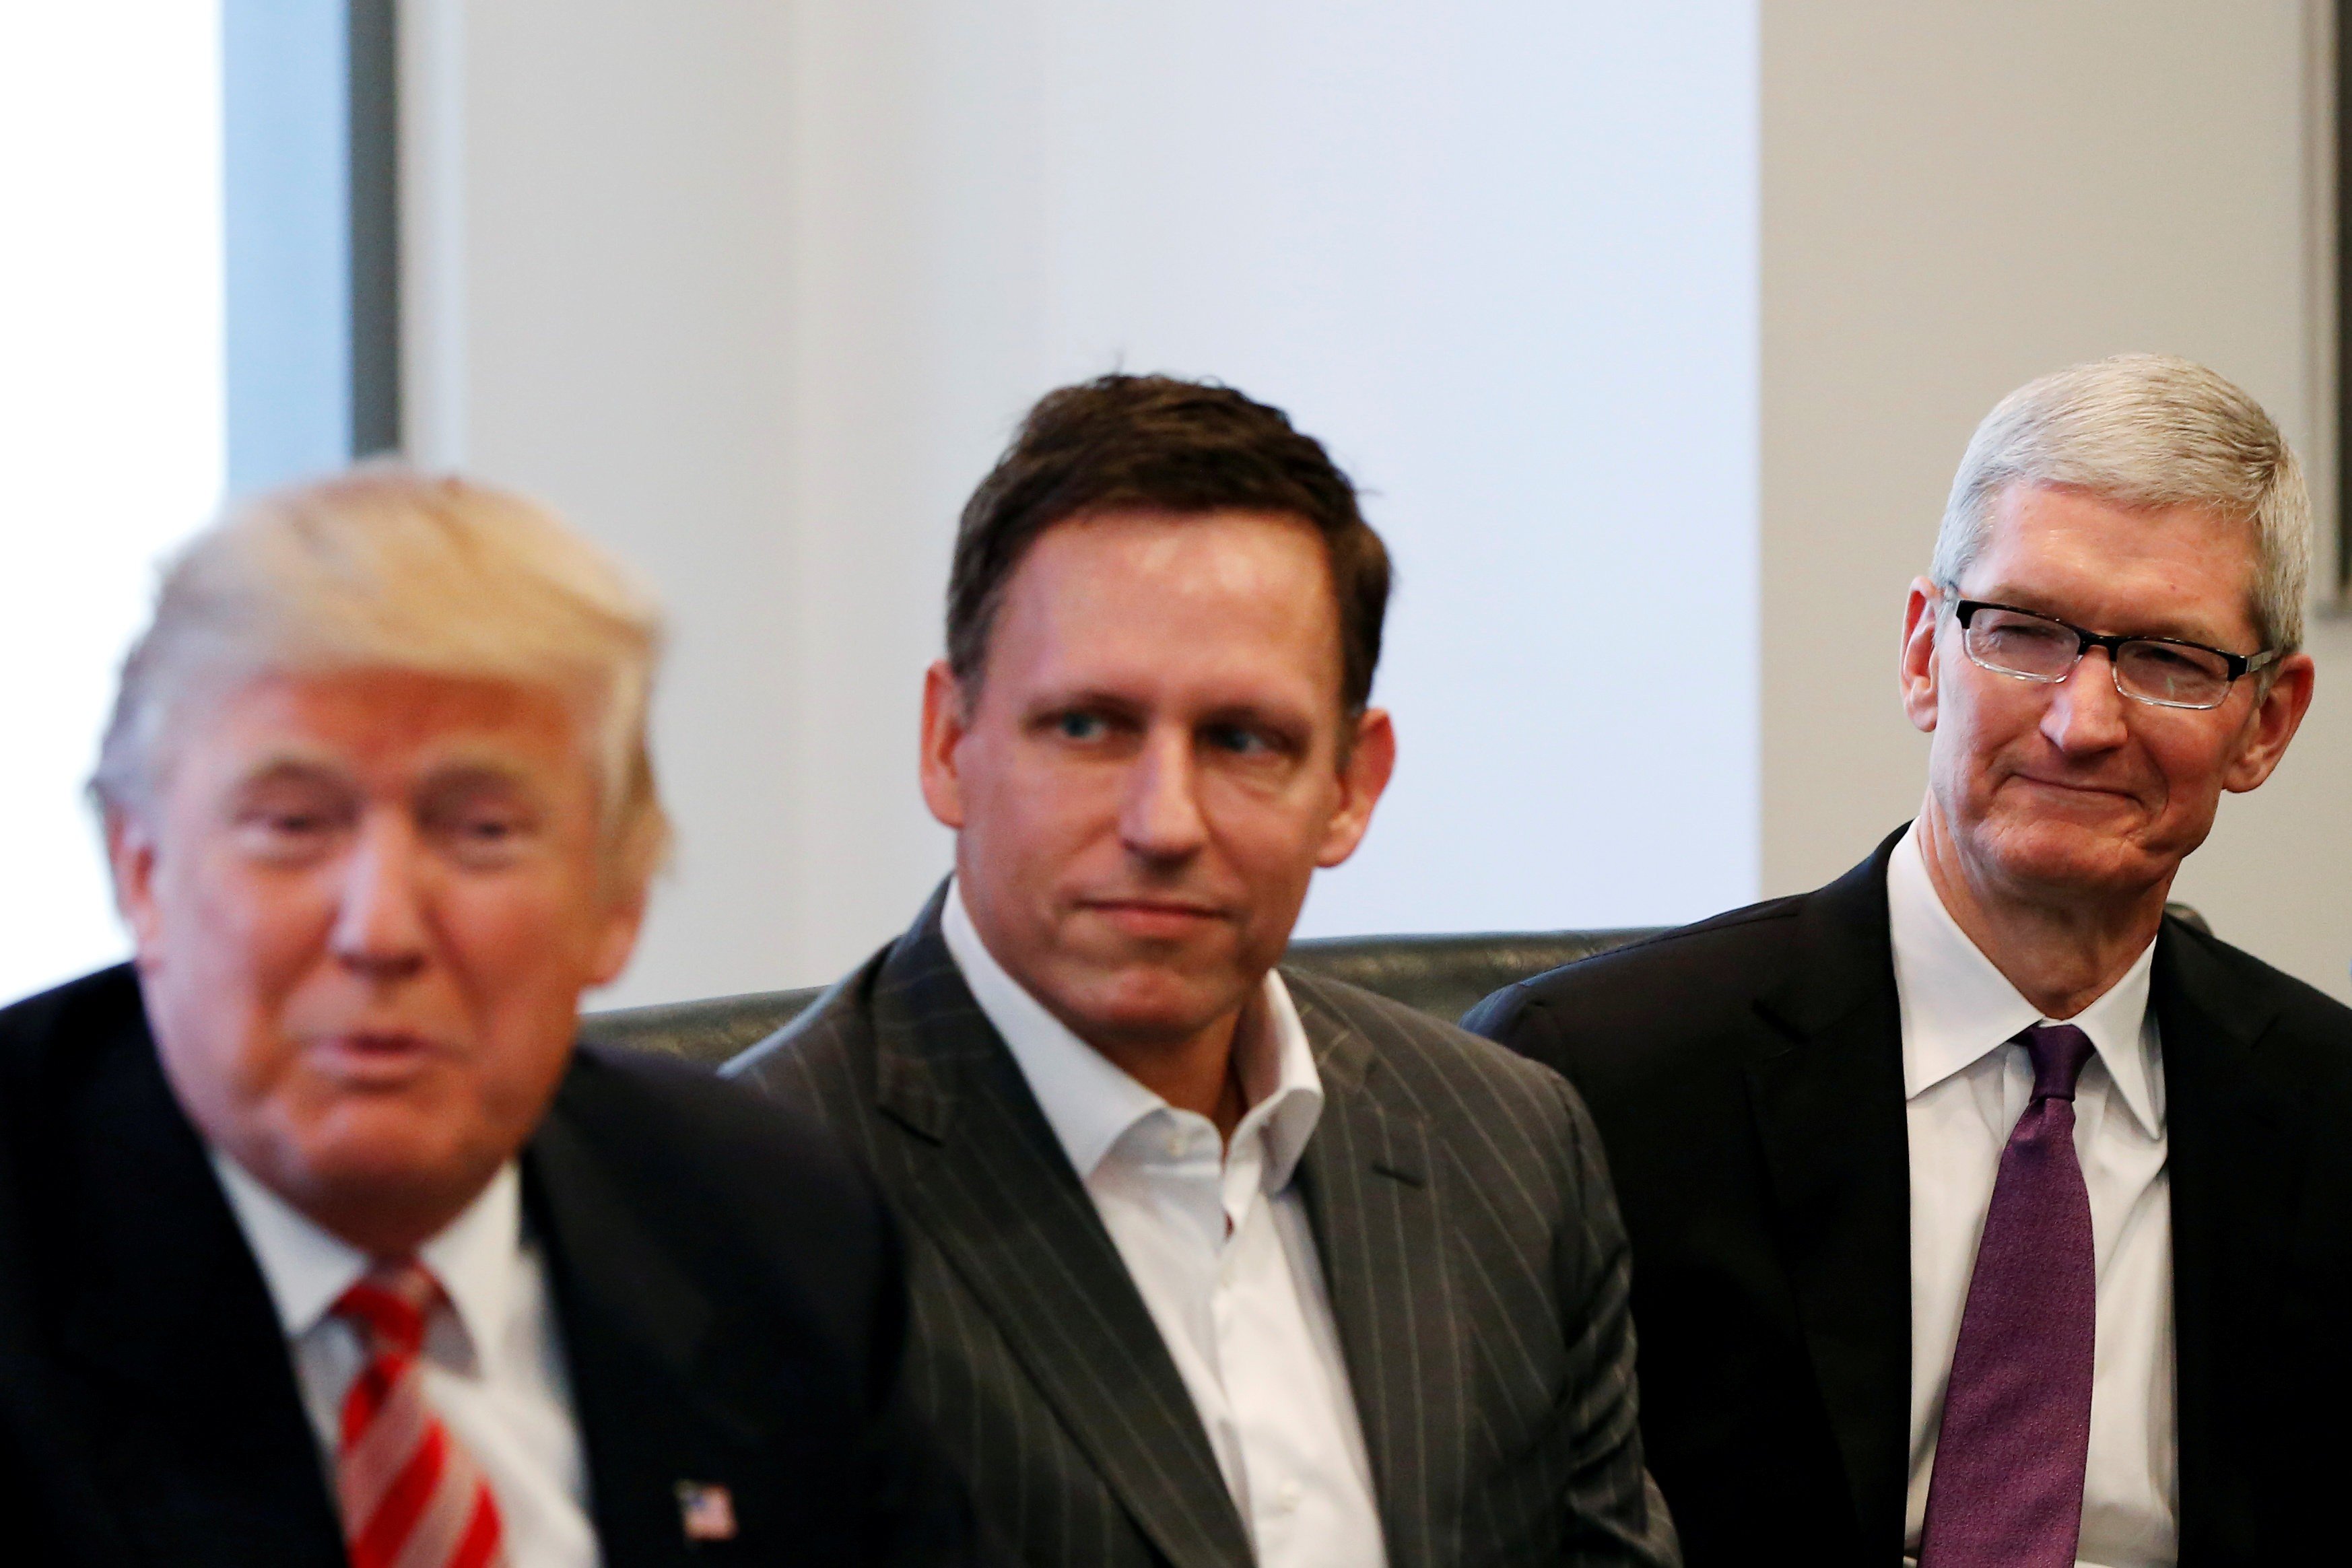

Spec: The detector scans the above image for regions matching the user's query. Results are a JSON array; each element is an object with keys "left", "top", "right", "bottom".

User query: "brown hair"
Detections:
[{"left": 946, "top": 374, "right": 1390, "bottom": 713}]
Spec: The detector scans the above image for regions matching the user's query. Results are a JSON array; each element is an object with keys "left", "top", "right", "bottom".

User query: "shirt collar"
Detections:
[
  {"left": 1887, "top": 821, "right": 2163, "bottom": 1138},
  {"left": 210, "top": 1149, "right": 525, "bottom": 1368},
  {"left": 942, "top": 877, "right": 1325, "bottom": 1186}
]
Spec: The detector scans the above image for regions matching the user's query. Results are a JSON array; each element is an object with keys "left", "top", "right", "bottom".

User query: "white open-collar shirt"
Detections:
[
  {"left": 943, "top": 880, "right": 1388, "bottom": 1568},
  {"left": 212, "top": 1150, "right": 599, "bottom": 1568},
  {"left": 1889, "top": 824, "right": 2174, "bottom": 1568}
]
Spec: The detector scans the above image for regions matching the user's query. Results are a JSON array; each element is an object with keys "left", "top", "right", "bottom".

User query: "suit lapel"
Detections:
[
  {"left": 869, "top": 912, "right": 1254, "bottom": 1568},
  {"left": 46, "top": 983, "right": 345, "bottom": 1565},
  {"left": 2152, "top": 924, "right": 2292, "bottom": 1563},
  {"left": 1289, "top": 989, "right": 1460, "bottom": 1568},
  {"left": 526, "top": 1072, "right": 734, "bottom": 1568},
  {"left": 1744, "top": 834, "right": 1912, "bottom": 1560}
]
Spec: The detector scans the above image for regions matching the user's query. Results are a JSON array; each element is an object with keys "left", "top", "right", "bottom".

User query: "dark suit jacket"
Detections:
[
  {"left": 0, "top": 963, "right": 978, "bottom": 1568},
  {"left": 727, "top": 892, "right": 1679, "bottom": 1568},
  {"left": 1463, "top": 827, "right": 2352, "bottom": 1567}
]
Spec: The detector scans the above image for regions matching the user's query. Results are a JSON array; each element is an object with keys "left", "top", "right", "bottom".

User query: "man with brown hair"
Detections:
[{"left": 731, "top": 374, "right": 1677, "bottom": 1568}]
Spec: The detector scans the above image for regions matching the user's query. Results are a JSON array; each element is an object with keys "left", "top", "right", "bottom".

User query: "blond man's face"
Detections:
[{"left": 111, "top": 667, "right": 645, "bottom": 1251}]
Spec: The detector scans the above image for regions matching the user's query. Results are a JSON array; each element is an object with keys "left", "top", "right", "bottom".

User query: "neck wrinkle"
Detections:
[{"left": 1914, "top": 793, "right": 2170, "bottom": 1020}]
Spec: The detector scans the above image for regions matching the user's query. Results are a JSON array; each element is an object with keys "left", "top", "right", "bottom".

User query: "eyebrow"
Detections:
[
  {"left": 1199, "top": 698, "right": 1315, "bottom": 735},
  {"left": 1023, "top": 687, "right": 1318, "bottom": 730},
  {"left": 413, "top": 759, "right": 546, "bottom": 798},
  {"left": 1967, "top": 590, "right": 2246, "bottom": 650},
  {"left": 1025, "top": 687, "right": 1141, "bottom": 715},
  {"left": 226, "top": 751, "right": 547, "bottom": 799},
  {"left": 228, "top": 751, "right": 352, "bottom": 793}
]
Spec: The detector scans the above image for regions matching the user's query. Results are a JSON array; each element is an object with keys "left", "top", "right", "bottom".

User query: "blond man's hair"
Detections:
[{"left": 93, "top": 464, "right": 671, "bottom": 889}]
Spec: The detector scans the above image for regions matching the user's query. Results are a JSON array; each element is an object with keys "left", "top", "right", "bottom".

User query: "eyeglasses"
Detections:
[{"left": 1941, "top": 589, "right": 2279, "bottom": 710}]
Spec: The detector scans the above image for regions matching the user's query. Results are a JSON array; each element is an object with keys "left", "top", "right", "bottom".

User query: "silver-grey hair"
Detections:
[
  {"left": 1932, "top": 352, "right": 2310, "bottom": 656},
  {"left": 92, "top": 463, "right": 672, "bottom": 888}
]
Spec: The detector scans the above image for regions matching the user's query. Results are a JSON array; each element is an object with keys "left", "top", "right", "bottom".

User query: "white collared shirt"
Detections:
[
  {"left": 943, "top": 881, "right": 1387, "bottom": 1568},
  {"left": 1889, "top": 824, "right": 2175, "bottom": 1568},
  {"left": 211, "top": 1153, "right": 600, "bottom": 1568}
]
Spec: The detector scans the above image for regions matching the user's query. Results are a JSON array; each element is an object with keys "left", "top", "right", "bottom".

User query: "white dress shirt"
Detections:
[
  {"left": 943, "top": 880, "right": 1388, "bottom": 1568},
  {"left": 1888, "top": 824, "right": 2175, "bottom": 1568},
  {"left": 212, "top": 1151, "right": 600, "bottom": 1568}
]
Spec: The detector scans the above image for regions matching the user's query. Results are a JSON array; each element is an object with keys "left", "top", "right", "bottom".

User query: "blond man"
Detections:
[{"left": 0, "top": 469, "right": 975, "bottom": 1567}]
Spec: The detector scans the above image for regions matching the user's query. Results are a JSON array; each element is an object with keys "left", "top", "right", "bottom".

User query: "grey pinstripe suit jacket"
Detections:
[{"left": 727, "top": 895, "right": 1678, "bottom": 1568}]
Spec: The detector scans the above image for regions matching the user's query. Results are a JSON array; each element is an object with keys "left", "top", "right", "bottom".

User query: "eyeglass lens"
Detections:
[{"left": 1963, "top": 606, "right": 2233, "bottom": 707}]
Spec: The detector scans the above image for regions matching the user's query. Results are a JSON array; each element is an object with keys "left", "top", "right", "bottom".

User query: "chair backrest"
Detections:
[
  {"left": 578, "top": 926, "right": 1667, "bottom": 1069},
  {"left": 580, "top": 904, "right": 2213, "bottom": 1070}
]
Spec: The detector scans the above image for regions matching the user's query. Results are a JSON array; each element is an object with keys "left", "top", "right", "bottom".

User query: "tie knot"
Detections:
[
  {"left": 2019, "top": 1023, "right": 2095, "bottom": 1103},
  {"left": 332, "top": 1258, "right": 444, "bottom": 1359}
]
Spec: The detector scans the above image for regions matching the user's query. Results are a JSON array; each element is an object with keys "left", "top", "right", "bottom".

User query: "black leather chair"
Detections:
[
  {"left": 580, "top": 906, "right": 2212, "bottom": 1071},
  {"left": 579, "top": 926, "right": 1667, "bottom": 1069}
]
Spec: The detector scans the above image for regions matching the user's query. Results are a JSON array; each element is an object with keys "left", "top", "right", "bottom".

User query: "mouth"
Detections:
[
  {"left": 2011, "top": 772, "right": 2136, "bottom": 798},
  {"left": 1077, "top": 897, "right": 1229, "bottom": 943},
  {"left": 306, "top": 1030, "right": 448, "bottom": 1086},
  {"left": 2005, "top": 773, "right": 2143, "bottom": 813}
]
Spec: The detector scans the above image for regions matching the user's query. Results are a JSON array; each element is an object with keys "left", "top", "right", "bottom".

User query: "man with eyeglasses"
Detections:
[{"left": 1469, "top": 353, "right": 2352, "bottom": 1568}]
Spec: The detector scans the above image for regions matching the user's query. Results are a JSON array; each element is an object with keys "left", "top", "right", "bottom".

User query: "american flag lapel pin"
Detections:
[{"left": 676, "top": 1480, "right": 738, "bottom": 1544}]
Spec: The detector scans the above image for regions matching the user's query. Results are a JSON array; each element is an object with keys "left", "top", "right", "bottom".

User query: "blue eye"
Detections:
[
  {"left": 435, "top": 809, "right": 535, "bottom": 868},
  {"left": 1057, "top": 712, "right": 1106, "bottom": 741},
  {"left": 1205, "top": 725, "right": 1270, "bottom": 755},
  {"left": 228, "top": 794, "right": 351, "bottom": 865},
  {"left": 235, "top": 797, "right": 343, "bottom": 841}
]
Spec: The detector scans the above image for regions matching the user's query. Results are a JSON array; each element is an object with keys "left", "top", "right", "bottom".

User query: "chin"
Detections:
[
  {"left": 1072, "top": 967, "right": 1239, "bottom": 1049},
  {"left": 286, "top": 1096, "right": 490, "bottom": 1186},
  {"left": 301, "top": 1133, "right": 465, "bottom": 1194},
  {"left": 1981, "top": 818, "right": 2165, "bottom": 897}
]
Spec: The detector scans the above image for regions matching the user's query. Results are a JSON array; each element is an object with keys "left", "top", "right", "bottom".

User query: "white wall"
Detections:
[
  {"left": 0, "top": 5, "right": 223, "bottom": 1005},
  {"left": 403, "top": 0, "right": 807, "bottom": 1009},
  {"left": 1760, "top": 1, "right": 2352, "bottom": 1002},
  {"left": 413, "top": 2, "right": 1761, "bottom": 1007},
  {"left": 415, "top": 1, "right": 2348, "bottom": 1014}
]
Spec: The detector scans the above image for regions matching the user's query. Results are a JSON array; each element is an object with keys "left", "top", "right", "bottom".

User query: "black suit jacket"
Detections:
[
  {"left": 1463, "top": 828, "right": 2352, "bottom": 1567},
  {"left": 0, "top": 963, "right": 978, "bottom": 1568},
  {"left": 727, "top": 893, "right": 1679, "bottom": 1568}
]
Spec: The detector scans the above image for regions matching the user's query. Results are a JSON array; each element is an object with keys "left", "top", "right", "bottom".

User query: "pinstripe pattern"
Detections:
[{"left": 729, "top": 894, "right": 1677, "bottom": 1568}]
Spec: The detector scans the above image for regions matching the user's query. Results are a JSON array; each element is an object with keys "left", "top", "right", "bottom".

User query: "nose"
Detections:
[
  {"left": 1118, "top": 728, "right": 1209, "bottom": 864},
  {"left": 329, "top": 813, "right": 431, "bottom": 982},
  {"left": 2041, "top": 646, "right": 2132, "bottom": 756}
]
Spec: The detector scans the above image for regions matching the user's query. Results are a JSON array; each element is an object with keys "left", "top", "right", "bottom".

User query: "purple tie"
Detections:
[{"left": 1918, "top": 1023, "right": 2097, "bottom": 1568}]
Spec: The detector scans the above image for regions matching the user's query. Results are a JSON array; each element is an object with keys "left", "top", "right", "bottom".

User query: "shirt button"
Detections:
[
  {"left": 1274, "top": 1479, "right": 1304, "bottom": 1513},
  {"left": 1164, "top": 1132, "right": 1186, "bottom": 1158}
]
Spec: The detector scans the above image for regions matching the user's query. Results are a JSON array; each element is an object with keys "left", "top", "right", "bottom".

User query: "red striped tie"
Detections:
[{"left": 332, "top": 1261, "right": 506, "bottom": 1568}]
